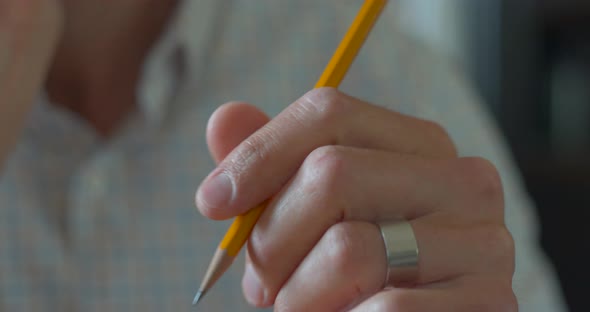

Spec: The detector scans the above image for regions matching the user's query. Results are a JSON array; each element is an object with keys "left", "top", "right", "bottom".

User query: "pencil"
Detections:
[{"left": 193, "top": 0, "right": 388, "bottom": 306}]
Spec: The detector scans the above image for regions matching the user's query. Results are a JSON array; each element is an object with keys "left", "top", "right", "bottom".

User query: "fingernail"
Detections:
[
  {"left": 242, "top": 263, "right": 265, "bottom": 306},
  {"left": 198, "top": 172, "right": 234, "bottom": 210}
]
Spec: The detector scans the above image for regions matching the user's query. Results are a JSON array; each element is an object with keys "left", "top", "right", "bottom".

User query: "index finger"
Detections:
[{"left": 196, "top": 88, "right": 457, "bottom": 219}]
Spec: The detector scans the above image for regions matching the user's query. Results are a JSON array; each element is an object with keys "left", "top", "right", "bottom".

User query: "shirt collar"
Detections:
[
  {"left": 136, "top": 0, "right": 220, "bottom": 126},
  {"left": 136, "top": 2, "right": 186, "bottom": 125}
]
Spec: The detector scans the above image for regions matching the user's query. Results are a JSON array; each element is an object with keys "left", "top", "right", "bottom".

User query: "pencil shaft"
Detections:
[
  {"left": 315, "top": 0, "right": 387, "bottom": 88},
  {"left": 219, "top": 202, "right": 267, "bottom": 257}
]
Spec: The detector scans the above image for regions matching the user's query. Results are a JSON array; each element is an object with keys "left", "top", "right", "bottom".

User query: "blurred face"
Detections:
[{"left": 56, "top": 0, "right": 178, "bottom": 41}]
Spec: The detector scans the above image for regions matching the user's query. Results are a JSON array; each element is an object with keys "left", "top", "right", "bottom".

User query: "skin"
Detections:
[
  {"left": 46, "top": 0, "right": 177, "bottom": 136},
  {"left": 0, "top": 0, "right": 517, "bottom": 310},
  {"left": 0, "top": 0, "right": 176, "bottom": 165},
  {"left": 0, "top": 0, "right": 62, "bottom": 166}
]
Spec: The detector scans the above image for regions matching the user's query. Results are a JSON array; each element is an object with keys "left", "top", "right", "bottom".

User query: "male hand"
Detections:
[
  {"left": 0, "top": 0, "right": 62, "bottom": 166},
  {"left": 197, "top": 88, "right": 516, "bottom": 311}
]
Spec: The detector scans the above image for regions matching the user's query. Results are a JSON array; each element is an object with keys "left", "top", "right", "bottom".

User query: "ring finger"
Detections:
[{"left": 269, "top": 220, "right": 513, "bottom": 311}]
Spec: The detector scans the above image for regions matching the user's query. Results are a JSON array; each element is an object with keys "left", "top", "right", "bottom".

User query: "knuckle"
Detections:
[
  {"left": 247, "top": 228, "right": 270, "bottom": 265},
  {"left": 457, "top": 157, "right": 504, "bottom": 204},
  {"left": 302, "top": 146, "right": 348, "bottom": 195},
  {"left": 495, "top": 289, "right": 519, "bottom": 312},
  {"left": 478, "top": 225, "right": 516, "bottom": 273},
  {"left": 503, "top": 290, "right": 519, "bottom": 312},
  {"left": 229, "top": 132, "right": 276, "bottom": 179},
  {"left": 482, "top": 282, "right": 518, "bottom": 312},
  {"left": 297, "top": 87, "right": 351, "bottom": 124},
  {"left": 323, "top": 223, "right": 363, "bottom": 274},
  {"left": 421, "top": 120, "right": 457, "bottom": 157}
]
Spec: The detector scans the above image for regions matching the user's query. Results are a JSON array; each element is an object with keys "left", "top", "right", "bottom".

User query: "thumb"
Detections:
[{"left": 206, "top": 101, "right": 270, "bottom": 165}]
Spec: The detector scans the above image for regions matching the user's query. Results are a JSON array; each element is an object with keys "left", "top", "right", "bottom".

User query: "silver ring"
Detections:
[{"left": 378, "top": 220, "right": 419, "bottom": 286}]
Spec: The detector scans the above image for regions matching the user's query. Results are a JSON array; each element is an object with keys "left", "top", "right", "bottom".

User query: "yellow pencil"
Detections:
[{"left": 193, "top": 0, "right": 388, "bottom": 305}]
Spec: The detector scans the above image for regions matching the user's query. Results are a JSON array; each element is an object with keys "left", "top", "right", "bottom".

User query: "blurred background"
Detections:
[{"left": 396, "top": 1, "right": 589, "bottom": 311}]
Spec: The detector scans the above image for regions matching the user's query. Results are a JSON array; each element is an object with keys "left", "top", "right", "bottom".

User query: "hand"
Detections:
[
  {"left": 197, "top": 88, "right": 516, "bottom": 311},
  {"left": 0, "top": 0, "right": 62, "bottom": 166}
]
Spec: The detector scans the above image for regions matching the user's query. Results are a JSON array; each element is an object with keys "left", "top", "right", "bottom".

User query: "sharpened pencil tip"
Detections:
[{"left": 192, "top": 290, "right": 204, "bottom": 306}]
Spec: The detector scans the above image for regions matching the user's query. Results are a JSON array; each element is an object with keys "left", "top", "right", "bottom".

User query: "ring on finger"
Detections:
[{"left": 378, "top": 220, "right": 419, "bottom": 286}]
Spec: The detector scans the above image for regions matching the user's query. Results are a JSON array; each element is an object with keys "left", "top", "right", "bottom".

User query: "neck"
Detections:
[{"left": 46, "top": 1, "right": 177, "bottom": 137}]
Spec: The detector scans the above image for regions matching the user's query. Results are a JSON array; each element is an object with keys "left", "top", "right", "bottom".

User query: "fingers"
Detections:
[
  {"left": 196, "top": 91, "right": 513, "bottom": 311},
  {"left": 348, "top": 276, "right": 517, "bottom": 312},
  {"left": 268, "top": 221, "right": 515, "bottom": 311},
  {"left": 259, "top": 146, "right": 502, "bottom": 226},
  {"left": 272, "top": 222, "right": 386, "bottom": 311},
  {"left": 239, "top": 151, "right": 508, "bottom": 306},
  {"left": 206, "top": 101, "right": 270, "bottom": 164},
  {"left": 244, "top": 215, "right": 513, "bottom": 308},
  {"left": 410, "top": 215, "right": 515, "bottom": 282},
  {"left": 196, "top": 88, "right": 457, "bottom": 219}
]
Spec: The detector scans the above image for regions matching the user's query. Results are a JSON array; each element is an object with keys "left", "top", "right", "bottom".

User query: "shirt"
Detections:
[{"left": 0, "top": 1, "right": 566, "bottom": 311}]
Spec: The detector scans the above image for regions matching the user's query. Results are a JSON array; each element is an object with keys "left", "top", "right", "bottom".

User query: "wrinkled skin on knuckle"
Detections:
[
  {"left": 297, "top": 88, "right": 352, "bottom": 126},
  {"left": 461, "top": 157, "right": 503, "bottom": 201},
  {"left": 491, "top": 284, "right": 519, "bottom": 312},
  {"left": 246, "top": 226, "right": 271, "bottom": 270},
  {"left": 323, "top": 223, "right": 364, "bottom": 276},
  {"left": 476, "top": 225, "right": 516, "bottom": 275},
  {"left": 420, "top": 119, "right": 458, "bottom": 157},
  {"left": 226, "top": 130, "right": 277, "bottom": 183},
  {"left": 502, "top": 289, "right": 519, "bottom": 312},
  {"left": 300, "top": 146, "right": 351, "bottom": 219},
  {"left": 453, "top": 157, "right": 505, "bottom": 218},
  {"left": 302, "top": 146, "right": 348, "bottom": 199}
]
